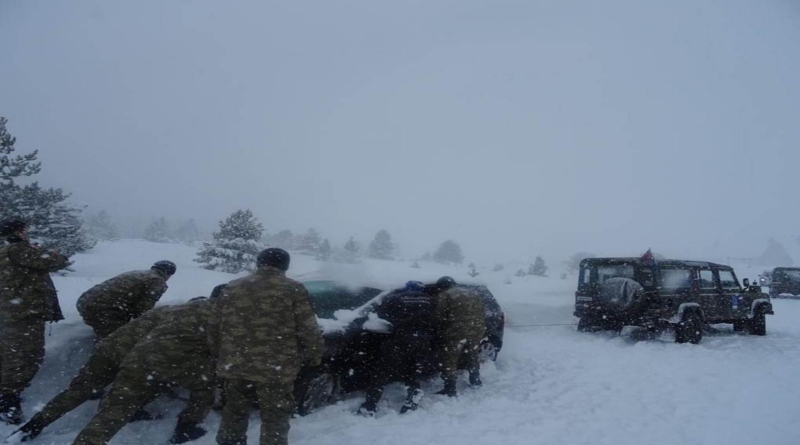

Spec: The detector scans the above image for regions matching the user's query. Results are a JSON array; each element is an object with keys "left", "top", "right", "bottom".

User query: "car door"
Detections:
[
  {"left": 697, "top": 268, "right": 722, "bottom": 321},
  {"left": 715, "top": 269, "right": 740, "bottom": 320}
]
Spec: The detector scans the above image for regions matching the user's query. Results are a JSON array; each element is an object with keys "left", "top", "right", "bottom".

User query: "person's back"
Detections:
[
  {"left": 208, "top": 248, "right": 323, "bottom": 445},
  {"left": 76, "top": 261, "right": 175, "bottom": 338},
  {"left": 437, "top": 285, "right": 486, "bottom": 337},
  {"left": 433, "top": 278, "right": 487, "bottom": 396},
  {"left": 358, "top": 282, "right": 436, "bottom": 416},
  {"left": 71, "top": 298, "right": 218, "bottom": 445},
  {"left": 377, "top": 288, "right": 436, "bottom": 335},
  {"left": 211, "top": 267, "right": 322, "bottom": 383}
]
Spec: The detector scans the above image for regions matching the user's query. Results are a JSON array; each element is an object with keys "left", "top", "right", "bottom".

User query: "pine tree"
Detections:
[
  {"left": 270, "top": 229, "right": 296, "bottom": 250},
  {"left": 433, "top": 240, "right": 465, "bottom": 264},
  {"left": 341, "top": 236, "right": 361, "bottom": 263},
  {"left": 367, "top": 230, "right": 394, "bottom": 260},
  {"left": 143, "top": 217, "right": 172, "bottom": 243},
  {"left": 0, "top": 117, "right": 94, "bottom": 256},
  {"left": 467, "top": 262, "right": 480, "bottom": 277},
  {"left": 529, "top": 256, "right": 548, "bottom": 277},
  {"left": 195, "top": 209, "right": 264, "bottom": 273},
  {"left": 493, "top": 263, "right": 505, "bottom": 272},
  {"left": 85, "top": 210, "right": 119, "bottom": 241},
  {"left": 296, "top": 228, "right": 322, "bottom": 255},
  {"left": 411, "top": 260, "right": 421, "bottom": 269},
  {"left": 175, "top": 219, "right": 201, "bottom": 244},
  {"left": 318, "top": 238, "right": 332, "bottom": 261}
]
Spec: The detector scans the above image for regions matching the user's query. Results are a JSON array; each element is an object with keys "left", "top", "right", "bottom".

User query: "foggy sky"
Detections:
[{"left": 2, "top": 0, "right": 799, "bottom": 263}]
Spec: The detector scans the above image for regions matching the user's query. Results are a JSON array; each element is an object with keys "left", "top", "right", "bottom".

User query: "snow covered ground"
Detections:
[{"left": 3, "top": 240, "right": 800, "bottom": 445}]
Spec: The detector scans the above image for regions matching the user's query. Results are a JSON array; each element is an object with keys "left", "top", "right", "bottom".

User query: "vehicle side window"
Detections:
[
  {"left": 698, "top": 270, "right": 716, "bottom": 290},
  {"left": 718, "top": 270, "right": 739, "bottom": 290},
  {"left": 659, "top": 267, "right": 692, "bottom": 290},
  {"left": 580, "top": 267, "right": 592, "bottom": 284}
]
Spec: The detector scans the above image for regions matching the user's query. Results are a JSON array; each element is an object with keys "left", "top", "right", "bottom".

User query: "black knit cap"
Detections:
[
  {"left": 0, "top": 219, "right": 27, "bottom": 238},
  {"left": 257, "top": 248, "right": 290, "bottom": 271}
]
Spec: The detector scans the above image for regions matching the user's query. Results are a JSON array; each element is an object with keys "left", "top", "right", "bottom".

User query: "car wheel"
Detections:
[
  {"left": 297, "top": 372, "right": 336, "bottom": 416},
  {"left": 675, "top": 311, "right": 703, "bottom": 344},
  {"left": 748, "top": 307, "right": 767, "bottom": 336},
  {"left": 478, "top": 340, "right": 498, "bottom": 363}
]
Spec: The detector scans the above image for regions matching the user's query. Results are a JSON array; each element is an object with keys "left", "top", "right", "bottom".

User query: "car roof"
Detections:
[{"left": 582, "top": 257, "right": 732, "bottom": 269}]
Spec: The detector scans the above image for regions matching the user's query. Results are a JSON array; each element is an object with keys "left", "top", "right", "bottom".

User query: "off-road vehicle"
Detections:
[
  {"left": 769, "top": 267, "right": 800, "bottom": 298},
  {"left": 574, "top": 256, "right": 773, "bottom": 343}
]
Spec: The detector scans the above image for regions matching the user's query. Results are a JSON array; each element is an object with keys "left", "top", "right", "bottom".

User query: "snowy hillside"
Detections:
[{"left": 4, "top": 240, "right": 800, "bottom": 445}]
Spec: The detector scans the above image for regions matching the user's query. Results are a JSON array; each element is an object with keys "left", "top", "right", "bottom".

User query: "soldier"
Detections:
[
  {"left": 0, "top": 219, "right": 69, "bottom": 425},
  {"left": 76, "top": 260, "right": 176, "bottom": 338},
  {"left": 432, "top": 276, "right": 486, "bottom": 397},
  {"left": 357, "top": 281, "right": 436, "bottom": 416},
  {"left": 208, "top": 248, "right": 324, "bottom": 445},
  {"left": 70, "top": 297, "right": 217, "bottom": 445},
  {"left": 11, "top": 303, "right": 183, "bottom": 442}
]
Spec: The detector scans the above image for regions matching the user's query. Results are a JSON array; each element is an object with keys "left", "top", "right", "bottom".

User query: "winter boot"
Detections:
[
  {"left": 468, "top": 369, "right": 482, "bottom": 387},
  {"left": 11, "top": 415, "right": 45, "bottom": 442},
  {"left": 0, "top": 393, "right": 23, "bottom": 425},
  {"left": 168, "top": 420, "right": 207, "bottom": 444},
  {"left": 129, "top": 407, "right": 161, "bottom": 422},
  {"left": 356, "top": 402, "right": 377, "bottom": 417},
  {"left": 400, "top": 388, "right": 424, "bottom": 414},
  {"left": 435, "top": 378, "right": 457, "bottom": 397}
]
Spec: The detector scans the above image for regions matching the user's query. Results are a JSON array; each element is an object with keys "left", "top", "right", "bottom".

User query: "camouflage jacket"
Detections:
[
  {"left": 435, "top": 286, "right": 487, "bottom": 339},
  {"left": 92, "top": 304, "right": 178, "bottom": 367},
  {"left": 208, "top": 266, "right": 324, "bottom": 383},
  {"left": 76, "top": 269, "right": 168, "bottom": 323},
  {"left": 121, "top": 298, "right": 215, "bottom": 389},
  {"left": 0, "top": 240, "right": 69, "bottom": 322}
]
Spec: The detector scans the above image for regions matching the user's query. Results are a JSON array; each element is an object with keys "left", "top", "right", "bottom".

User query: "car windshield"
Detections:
[{"left": 783, "top": 270, "right": 800, "bottom": 282}]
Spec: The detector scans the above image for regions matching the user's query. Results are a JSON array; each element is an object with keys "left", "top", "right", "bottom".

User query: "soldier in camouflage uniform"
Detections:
[
  {"left": 12, "top": 304, "right": 180, "bottom": 441},
  {"left": 0, "top": 219, "right": 69, "bottom": 425},
  {"left": 76, "top": 260, "right": 176, "bottom": 338},
  {"left": 209, "top": 248, "right": 324, "bottom": 445},
  {"left": 432, "top": 276, "right": 486, "bottom": 397},
  {"left": 70, "top": 297, "right": 218, "bottom": 445}
]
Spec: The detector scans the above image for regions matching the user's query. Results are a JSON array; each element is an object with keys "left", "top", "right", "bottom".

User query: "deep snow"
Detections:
[{"left": 3, "top": 240, "right": 800, "bottom": 445}]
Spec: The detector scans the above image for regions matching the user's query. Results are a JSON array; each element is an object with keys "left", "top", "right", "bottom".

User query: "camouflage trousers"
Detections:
[
  {"left": 217, "top": 378, "right": 295, "bottom": 445},
  {"left": 80, "top": 311, "right": 128, "bottom": 339},
  {"left": 27, "top": 350, "right": 119, "bottom": 429},
  {"left": 439, "top": 332, "right": 483, "bottom": 381},
  {"left": 71, "top": 367, "right": 215, "bottom": 445},
  {"left": 0, "top": 317, "right": 45, "bottom": 397}
]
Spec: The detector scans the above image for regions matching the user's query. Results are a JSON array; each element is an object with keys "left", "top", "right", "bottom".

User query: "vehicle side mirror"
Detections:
[{"left": 743, "top": 278, "right": 750, "bottom": 288}]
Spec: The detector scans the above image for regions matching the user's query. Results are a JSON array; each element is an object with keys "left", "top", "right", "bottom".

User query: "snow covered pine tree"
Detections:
[
  {"left": 195, "top": 209, "right": 264, "bottom": 273},
  {"left": 0, "top": 117, "right": 94, "bottom": 256}
]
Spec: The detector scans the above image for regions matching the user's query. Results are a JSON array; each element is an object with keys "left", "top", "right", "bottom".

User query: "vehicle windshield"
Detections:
[{"left": 783, "top": 270, "right": 800, "bottom": 282}]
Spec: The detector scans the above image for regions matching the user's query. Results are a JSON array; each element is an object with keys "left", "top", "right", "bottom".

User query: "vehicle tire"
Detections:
[
  {"left": 675, "top": 310, "right": 703, "bottom": 344},
  {"left": 732, "top": 320, "right": 747, "bottom": 332},
  {"left": 296, "top": 371, "right": 336, "bottom": 416},
  {"left": 748, "top": 307, "right": 767, "bottom": 336},
  {"left": 478, "top": 340, "right": 498, "bottom": 363}
]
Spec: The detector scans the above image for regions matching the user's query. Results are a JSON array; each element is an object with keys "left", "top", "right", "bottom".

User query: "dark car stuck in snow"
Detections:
[
  {"left": 293, "top": 280, "right": 505, "bottom": 415},
  {"left": 574, "top": 255, "right": 773, "bottom": 344}
]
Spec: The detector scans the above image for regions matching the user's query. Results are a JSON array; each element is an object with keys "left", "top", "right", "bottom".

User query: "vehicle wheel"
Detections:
[
  {"left": 732, "top": 320, "right": 747, "bottom": 332},
  {"left": 675, "top": 311, "right": 703, "bottom": 344},
  {"left": 297, "top": 372, "right": 336, "bottom": 416},
  {"left": 577, "top": 317, "right": 592, "bottom": 332},
  {"left": 478, "top": 340, "right": 498, "bottom": 363},
  {"left": 748, "top": 307, "right": 767, "bottom": 336}
]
